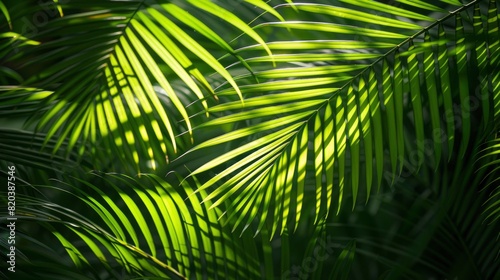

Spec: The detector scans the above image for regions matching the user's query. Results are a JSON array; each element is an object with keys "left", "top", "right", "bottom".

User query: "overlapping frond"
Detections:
[
  {"left": 327, "top": 140, "right": 500, "bottom": 279},
  {"left": 187, "top": 0, "right": 500, "bottom": 237},
  {"left": 478, "top": 133, "right": 500, "bottom": 223},
  {"left": 1, "top": 0, "right": 274, "bottom": 171},
  {"left": 0, "top": 1, "right": 11, "bottom": 30},
  {"left": 1, "top": 173, "right": 266, "bottom": 279},
  {"left": 0, "top": 228, "right": 94, "bottom": 280},
  {"left": 1, "top": 1, "right": 499, "bottom": 278},
  {"left": 0, "top": 171, "right": 363, "bottom": 279},
  {"left": 0, "top": 87, "right": 50, "bottom": 117},
  {"left": 0, "top": 32, "right": 39, "bottom": 84},
  {"left": 0, "top": 128, "right": 91, "bottom": 172}
]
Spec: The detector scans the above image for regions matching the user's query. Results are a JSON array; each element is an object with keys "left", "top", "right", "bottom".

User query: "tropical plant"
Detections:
[{"left": 0, "top": 0, "right": 499, "bottom": 279}]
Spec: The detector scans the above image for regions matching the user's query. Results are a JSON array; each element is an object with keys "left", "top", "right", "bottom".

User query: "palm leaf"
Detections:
[
  {"left": 0, "top": 31, "right": 39, "bottom": 84},
  {"left": 185, "top": 0, "right": 500, "bottom": 237},
  {"left": 1, "top": 169, "right": 364, "bottom": 279},
  {"left": 2, "top": 0, "right": 273, "bottom": 171},
  {"left": 327, "top": 135, "right": 499, "bottom": 279},
  {"left": 0, "top": 0, "right": 11, "bottom": 30},
  {"left": 4, "top": 173, "right": 268, "bottom": 279},
  {"left": 477, "top": 132, "right": 500, "bottom": 223},
  {"left": 2, "top": 1, "right": 500, "bottom": 279},
  {"left": 0, "top": 229, "right": 95, "bottom": 280},
  {"left": 0, "top": 128, "right": 92, "bottom": 172}
]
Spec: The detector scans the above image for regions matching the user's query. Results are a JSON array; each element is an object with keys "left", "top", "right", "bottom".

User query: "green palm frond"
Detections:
[
  {"left": 0, "top": 32, "right": 39, "bottom": 84},
  {"left": 0, "top": 229, "right": 93, "bottom": 280},
  {"left": 0, "top": 87, "right": 50, "bottom": 117},
  {"left": 2, "top": 1, "right": 500, "bottom": 279},
  {"left": 0, "top": 171, "right": 362, "bottom": 279},
  {"left": 0, "top": 0, "right": 10, "bottom": 30},
  {"left": 478, "top": 133, "right": 500, "bottom": 223},
  {"left": 3, "top": 173, "right": 268, "bottom": 279},
  {"left": 277, "top": 221, "right": 357, "bottom": 280},
  {"left": 0, "top": 128, "right": 92, "bottom": 172},
  {"left": 185, "top": 0, "right": 500, "bottom": 237},
  {"left": 327, "top": 136, "right": 500, "bottom": 279},
  {"left": 2, "top": 0, "right": 275, "bottom": 171}
]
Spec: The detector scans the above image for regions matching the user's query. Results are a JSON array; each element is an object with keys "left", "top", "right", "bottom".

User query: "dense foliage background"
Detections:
[{"left": 1, "top": 0, "right": 499, "bottom": 279}]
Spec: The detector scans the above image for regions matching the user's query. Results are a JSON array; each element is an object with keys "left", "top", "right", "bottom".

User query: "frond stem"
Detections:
[{"left": 334, "top": 0, "right": 480, "bottom": 98}]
